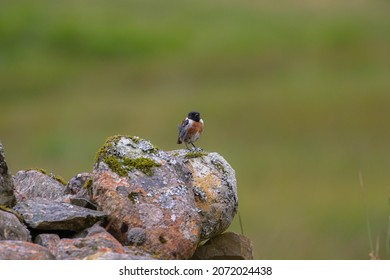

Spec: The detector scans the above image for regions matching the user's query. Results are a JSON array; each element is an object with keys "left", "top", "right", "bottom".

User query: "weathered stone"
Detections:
[
  {"left": 65, "top": 172, "right": 91, "bottom": 195},
  {"left": 34, "top": 234, "right": 60, "bottom": 256},
  {"left": 171, "top": 150, "right": 238, "bottom": 240},
  {"left": 13, "top": 170, "right": 66, "bottom": 202},
  {"left": 0, "top": 240, "right": 55, "bottom": 260},
  {"left": 0, "top": 143, "right": 16, "bottom": 207},
  {"left": 191, "top": 232, "right": 254, "bottom": 260},
  {"left": 69, "top": 197, "right": 98, "bottom": 210},
  {"left": 63, "top": 173, "right": 98, "bottom": 209},
  {"left": 127, "top": 227, "right": 146, "bottom": 245},
  {"left": 13, "top": 198, "right": 107, "bottom": 231},
  {"left": 56, "top": 224, "right": 127, "bottom": 260},
  {"left": 92, "top": 135, "right": 201, "bottom": 259},
  {"left": 0, "top": 209, "right": 31, "bottom": 241}
]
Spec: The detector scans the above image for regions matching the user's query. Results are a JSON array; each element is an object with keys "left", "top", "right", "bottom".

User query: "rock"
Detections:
[
  {"left": 13, "top": 169, "right": 66, "bottom": 202},
  {"left": 1, "top": 135, "right": 241, "bottom": 260},
  {"left": 126, "top": 227, "right": 146, "bottom": 245},
  {"left": 65, "top": 172, "right": 91, "bottom": 195},
  {"left": 64, "top": 173, "right": 97, "bottom": 210},
  {"left": 191, "top": 232, "right": 254, "bottom": 260},
  {"left": 69, "top": 197, "right": 98, "bottom": 210},
  {"left": 0, "top": 209, "right": 31, "bottom": 241},
  {"left": 172, "top": 150, "right": 238, "bottom": 240},
  {"left": 13, "top": 198, "right": 107, "bottom": 231},
  {"left": 0, "top": 240, "right": 55, "bottom": 260},
  {"left": 92, "top": 135, "right": 201, "bottom": 259},
  {"left": 0, "top": 143, "right": 16, "bottom": 207},
  {"left": 34, "top": 234, "right": 60, "bottom": 256},
  {"left": 55, "top": 224, "right": 128, "bottom": 260}
]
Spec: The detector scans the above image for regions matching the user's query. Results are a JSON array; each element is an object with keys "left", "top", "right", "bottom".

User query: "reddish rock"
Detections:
[
  {"left": 0, "top": 240, "right": 55, "bottom": 260},
  {"left": 92, "top": 136, "right": 201, "bottom": 259},
  {"left": 55, "top": 224, "right": 127, "bottom": 260}
]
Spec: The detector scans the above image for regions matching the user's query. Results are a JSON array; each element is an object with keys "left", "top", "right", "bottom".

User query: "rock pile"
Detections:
[{"left": 0, "top": 136, "right": 252, "bottom": 259}]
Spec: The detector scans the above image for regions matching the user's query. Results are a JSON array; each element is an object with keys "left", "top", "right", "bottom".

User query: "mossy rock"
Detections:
[
  {"left": 184, "top": 151, "right": 208, "bottom": 159},
  {"left": 25, "top": 168, "right": 67, "bottom": 185},
  {"left": 96, "top": 135, "right": 161, "bottom": 177}
]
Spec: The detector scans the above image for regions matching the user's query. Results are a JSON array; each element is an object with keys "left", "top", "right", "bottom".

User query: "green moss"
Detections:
[
  {"left": 212, "top": 160, "right": 226, "bottom": 173},
  {"left": 97, "top": 135, "right": 161, "bottom": 177},
  {"left": 104, "top": 156, "right": 128, "bottom": 177},
  {"left": 185, "top": 151, "right": 208, "bottom": 159},
  {"left": 26, "top": 168, "right": 67, "bottom": 185},
  {"left": 54, "top": 175, "right": 67, "bottom": 185},
  {"left": 27, "top": 168, "right": 48, "bottom": 175},
  {"left": 95, "top": 139, "right": 114, "bottom": 162},
  {"left": 95, "top": 135, "right": 159, "bottom": 161},
  {"left": 95, "top": 134, "right": 133, "bottom": 161},
  {"left": 130, "top": 135, "right": 140, "bottom": 144},
  {"left": 83, "top": 178, "right": 93, "bottom": 189},
  {"left": 104, "top": 155, "right": 160, "bottom": 177},
  {"left": 123, "top": 157, "right": 161, "bottom": 176}
]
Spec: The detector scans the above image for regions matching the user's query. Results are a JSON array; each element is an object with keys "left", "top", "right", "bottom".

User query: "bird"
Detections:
[{"left": 177, "top": 111, "right": 204, "bottom": 150}]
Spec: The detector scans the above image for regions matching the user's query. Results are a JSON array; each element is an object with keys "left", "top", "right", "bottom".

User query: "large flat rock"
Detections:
[{"left": 14, "top": 198, "right": 107, "bottom": 231}]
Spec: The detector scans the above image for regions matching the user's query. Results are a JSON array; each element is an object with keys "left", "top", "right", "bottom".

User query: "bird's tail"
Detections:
[{"left": 177, "top": 138, "right": 182, "bottom": 144}]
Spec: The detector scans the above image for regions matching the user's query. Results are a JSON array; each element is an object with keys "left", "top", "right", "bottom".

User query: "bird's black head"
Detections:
[{"left": 188, "top": 111, "right": 201, "bottom": 122}]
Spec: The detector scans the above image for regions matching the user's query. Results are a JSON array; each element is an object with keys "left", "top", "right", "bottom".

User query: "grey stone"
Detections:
[
  {"left": 171, "top": 150, "right": 238, "bottom": 240},
  {"left": 0, "top": 143, "right": 16, "bottom": 207},
  {"left": 126, "top": 227, "right": 146, "bottom": 245},
  {"left": 34, "top": 234, "right": 60, "bottom": 256},
  {"left": 0, "top": 209, "right": 31, "bottom": 241},
  {"left": 65, "top": 172, "right": 91, "bottom": 195},
  {"left": 13, "top": 198, "right": 107, "bottom": 231},
  {"left": 13, "top": 170, "right": 66, "bottom": 202}
]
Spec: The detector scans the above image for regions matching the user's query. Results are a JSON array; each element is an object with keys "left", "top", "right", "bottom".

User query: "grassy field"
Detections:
[{"left": 1, "top": 0, "right": 390, "bottom": 259}]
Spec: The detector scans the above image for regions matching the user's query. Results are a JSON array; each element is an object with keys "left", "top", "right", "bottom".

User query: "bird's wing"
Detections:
[{"left": 178, "top": 118, "right": 190, "bottom": 140}]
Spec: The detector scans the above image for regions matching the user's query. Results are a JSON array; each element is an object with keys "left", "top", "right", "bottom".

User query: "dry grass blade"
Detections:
[{"left": 359, "top": 170, "right": 375, "bottom": 259}]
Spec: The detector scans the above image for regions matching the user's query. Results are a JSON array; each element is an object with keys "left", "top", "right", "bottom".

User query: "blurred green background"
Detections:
[{"left": 1, "top": 0, "right": 390, "bottom": 259}]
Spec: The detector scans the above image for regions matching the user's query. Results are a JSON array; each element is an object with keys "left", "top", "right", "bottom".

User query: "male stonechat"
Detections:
[{"left": 177, "top": 111, "right": 204, "bottom": 150}]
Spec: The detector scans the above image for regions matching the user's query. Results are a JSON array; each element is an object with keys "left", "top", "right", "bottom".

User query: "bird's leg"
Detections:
[{"left": 190, "top": 142, "right": 202, "bottom": 152}]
